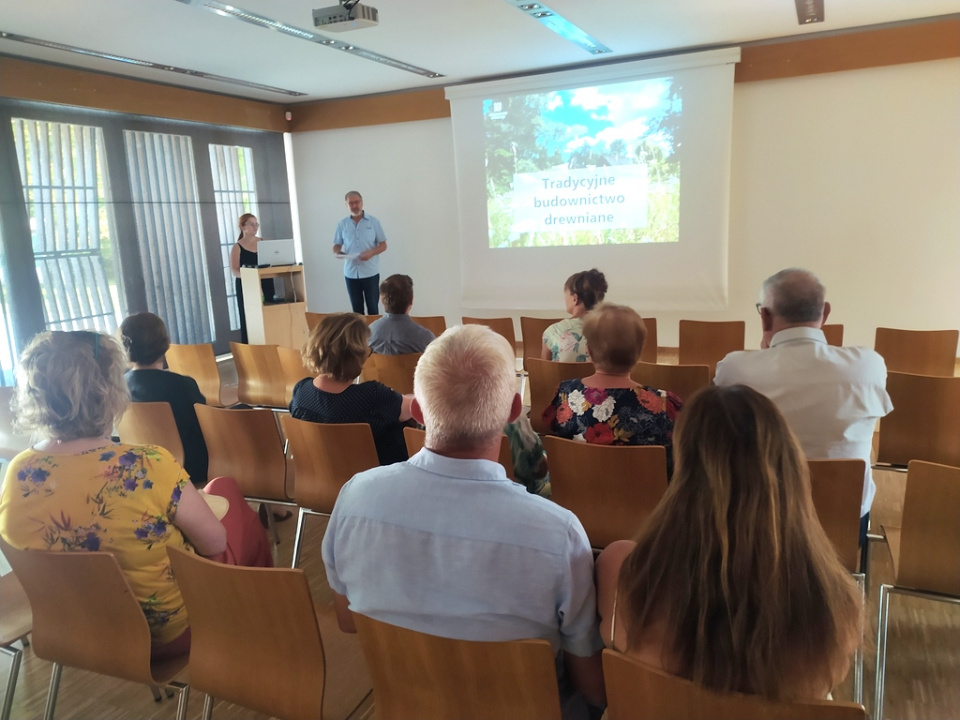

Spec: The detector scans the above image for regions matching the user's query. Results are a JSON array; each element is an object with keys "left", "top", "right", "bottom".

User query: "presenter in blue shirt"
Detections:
[{"left": 332, "top": 191, "right": 388, "bottom": 314}]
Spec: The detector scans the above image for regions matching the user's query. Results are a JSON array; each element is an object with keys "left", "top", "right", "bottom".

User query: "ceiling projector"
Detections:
[{"left": 313, "top": 1, "right": 379, "bottom": 32}]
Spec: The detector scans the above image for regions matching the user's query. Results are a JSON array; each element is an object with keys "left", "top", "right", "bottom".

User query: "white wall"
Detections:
[{"left": 292, "top": 58, "right": 959, "bottom": 349}]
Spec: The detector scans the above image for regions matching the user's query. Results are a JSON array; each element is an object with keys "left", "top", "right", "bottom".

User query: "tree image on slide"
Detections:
[{"left": 484, "top": 77, "right": 681, "bottom": 248}]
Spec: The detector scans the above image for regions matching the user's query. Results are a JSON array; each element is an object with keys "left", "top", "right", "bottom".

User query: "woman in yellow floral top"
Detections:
[
  {"left": 545, "top": 303, "right": 682, "bottom": 474},
  {"left": 0, "top": 330, "right": 271, "bottom": 660}
]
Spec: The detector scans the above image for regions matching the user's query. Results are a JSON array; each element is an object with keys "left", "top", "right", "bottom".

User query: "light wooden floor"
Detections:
[{"left": 1, "top": 349, "right": 957, "bottom": 719}]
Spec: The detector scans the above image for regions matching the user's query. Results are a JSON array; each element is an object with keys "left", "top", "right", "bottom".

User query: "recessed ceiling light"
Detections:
[
  {"left": 175, "top": 0, "right": 445, "bottom": 80},
  {"left": 505, "top": 0, "right": 611, "bottom": 55},
  {"left": 0, "top": 31, "right": 307, "bottom": 96}
]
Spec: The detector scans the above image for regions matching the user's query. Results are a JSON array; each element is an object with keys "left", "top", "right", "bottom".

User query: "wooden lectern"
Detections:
[{"left": 239, "top": 266, "right": 308, "bottom": 348}]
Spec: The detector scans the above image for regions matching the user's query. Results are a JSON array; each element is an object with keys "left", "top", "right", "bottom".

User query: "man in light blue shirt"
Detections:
[
  {"left": 332, "top": 190, "right": 387, "bottom": 314},
  {"left": 323, "top": 324, "right": 605, "bottom": 717}
]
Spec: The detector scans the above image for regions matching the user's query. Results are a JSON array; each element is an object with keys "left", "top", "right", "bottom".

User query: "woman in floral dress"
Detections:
[
  {"left": 0, "top": 330, "right": 271, "bottom": 660},
  {"left": 545, "top": 303, "right": 681, "bottom": 474},
  {"left": 540, "top": 268, "right": 608, "bottom": 362}
]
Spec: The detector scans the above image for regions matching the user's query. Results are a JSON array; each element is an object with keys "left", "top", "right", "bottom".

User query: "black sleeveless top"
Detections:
[{"left": 236, "top": 242, "right": 275, "bottom": 300}]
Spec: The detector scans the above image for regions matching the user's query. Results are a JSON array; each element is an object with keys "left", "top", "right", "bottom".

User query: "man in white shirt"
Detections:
[
  {"left": 322, "top": 324, "right": 605, "bottom": 718},
  {"left": 715, "top": 268, "right": 892, "bottom": 562}
]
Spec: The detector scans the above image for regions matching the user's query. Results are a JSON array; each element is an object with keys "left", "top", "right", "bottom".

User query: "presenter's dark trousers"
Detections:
[{"left": 346, "top": 274, "right": 379, "bottom": 315}]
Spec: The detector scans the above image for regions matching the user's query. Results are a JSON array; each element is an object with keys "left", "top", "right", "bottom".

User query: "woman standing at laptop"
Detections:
[{"left": 230, "top": 213, "right": 275, "bottom": 343}]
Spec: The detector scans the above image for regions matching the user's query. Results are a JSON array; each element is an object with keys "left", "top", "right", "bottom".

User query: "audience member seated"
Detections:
[
  {"left": 545, "top": 303, "right": 681, "bottom": 474},
  {"left": 715, "top": 267, "right": 892, "bottom": 551},
  {"left": 0, "top": 331, "right": 272, "bottom": 661},
  {"left": 596, "top": 384, "right": 861, "bottom": 701},
  {"left": 541, "top": 268, "right": 608, "bottom": 362},
  {"left": 290, "top": 313, "right": 413, "bottom": 465},
  {"left": 120, "top": 311, "right": 208, "bottom": 486},
  {"left": 368, "top": 274, "right": 435, "bottom": 354},
  {"left": 322, "top": 325, "right": 605, "bottom": 719}
]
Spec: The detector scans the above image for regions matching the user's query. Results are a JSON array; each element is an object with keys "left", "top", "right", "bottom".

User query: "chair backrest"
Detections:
[
  {"left": 0, "top": 385, "right": 31, "bottom": 462},
  {"left": 116, "top": 402, "right": 185, "bottom": 466},
  {"left": 461, "top": 317, "right": 517, "bottom": 352},
  {"left": 896, "top": 460, "right": 960, "bottom": 596},
  {"left": 876, "top": 372, "right": 960, "bottom": 467},
  {"left": 525, "top": 358, "right": 595, "bottom": 434},
  {"left": 874, "top": 327, "right": 959, "bottom": 377},
  {"left": 167, "top": 547, "right": 370, "bottom": 720},
  {"left": 542, "top": 436, "right": 667, "bottom": 549},
  {"left": 165, "top": 342, "right": 223, "bottom": 406},
  {"left": 0, "top": 538, "right": 176, "bottom": 686},
  {"left": 602, "top": 650, "right": 865, "bottom": 720},
  {"left": 353, "top": 613, "right": 562, "bottom": 720},
  {"left": 230, "top": 342, "right": 288, "bottom": 408},
  {"left": 304, "top": 311, "right": 329, "bottom": 333},
  {"left": 410, "top": 315, "right": 446, "bottom": 337},
  {"left": 678, "top": 320, "right": 746, "bottom": 376},
  {"left": 281, "top": 417, "right": 379, "bottom": 514},
  {"left": 822, "top": 324, "right": 844, "bottom": 347},
  {"left": 364, "top": 353, "right": 421, "bottom": 395},
  {"left": 277, "top": 346, "right": 312, "bottom": 407},
  {"left": 630, "top": 361, "right": 710, "bottom": 405},
  {"left": 194, "top": 405, "right": 290, "bottom": 500},
  {"left": 519, "top": 316, "right": 563, "bottom": 367},
  {"left": 403, "top": 426, "right": 516, "bottom": 481},
  {"left": 640, "top": 316, "right": 658, "bottom": 363},
  {"left": 807, "top": 459, "right": 866, "bottom": 573}
]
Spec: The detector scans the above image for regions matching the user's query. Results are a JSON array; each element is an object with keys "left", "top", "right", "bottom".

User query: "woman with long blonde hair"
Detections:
[
  {"left": 596, "top": 384, "right": 861, "bottom": 700},
  {"left": 229, "top": 212, "right": 275, "bottom": 343}
]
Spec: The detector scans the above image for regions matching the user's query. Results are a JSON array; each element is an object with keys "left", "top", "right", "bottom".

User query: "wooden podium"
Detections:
[{"left": 240, "top": 266, "right": 308, "bottom": 348}]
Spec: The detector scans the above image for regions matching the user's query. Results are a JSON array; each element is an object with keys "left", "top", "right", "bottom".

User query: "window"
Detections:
[
  {"left": 124, "top": 130, "right": 215, "bottom": 345},
  {"left": 11, "top": 119, "right": 124, "bottom": 335},
  {"left": 209, "top": 144, "right": 259, "bottom": 331}
]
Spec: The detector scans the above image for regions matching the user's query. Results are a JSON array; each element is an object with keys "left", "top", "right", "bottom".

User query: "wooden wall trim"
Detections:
[
  {"left": 286, "top": 88, "right": 450, "bottom": 132},
  {"left": 0, "top": 57, "right": 288, "bottom": 131},
  {"left": 736, "top": 16, "right": 960, "bottom": 82}
]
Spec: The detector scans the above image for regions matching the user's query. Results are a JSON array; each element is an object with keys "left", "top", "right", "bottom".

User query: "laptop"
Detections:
[{"left": 257, "top": 238, "right": 297, "bottom": 267}]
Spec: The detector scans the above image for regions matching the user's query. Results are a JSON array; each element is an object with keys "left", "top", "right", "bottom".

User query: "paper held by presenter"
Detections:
[{"left": 335, "top": 251, "right": 359, "bottom": 260}]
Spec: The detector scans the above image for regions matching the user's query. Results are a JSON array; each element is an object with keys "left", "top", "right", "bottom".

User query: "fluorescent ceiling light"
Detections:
[
  {"left": 505, "top": 1, "right": 611, "bottom": 55},
  {"left": 0, "top": 31, "right": 307, "bottom": 96},
  {"left": 175, "top": 0, "right": 444, "bottom": 79}
]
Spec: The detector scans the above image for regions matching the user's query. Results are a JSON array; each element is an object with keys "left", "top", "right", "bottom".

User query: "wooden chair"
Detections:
[
  {"left": 519, "top": 316, "right": 563, "bottom": 368},
  {"left": 602, "top": 650, "right": 865, "bottom": 720},
  {"left": 678, "top": 320, "right": 745, "bottom": 377},
  {"left": 0, "top": 570, "right": 32, "bottom": 720},
  {"left": 165, "top": 343, "right": 225, "bottom": 407},
  {"left": 630, "top": 361, "right": 710, "bottom": 404},
  {"left": 461, "top": 317, "right": 517, "bottom": 353},
  {"left": 525, "top": 358, "right": 594, "bottom": 434},
  {"left": 167, "top": 547, "right": 370, "bottom": 720},
  {"left": 304, "top": 311, "right": 329, "bottom": 333},
  {"left": 116, "top": 402, "right": 185, "bottom": 466},
  {"left": 364, "top": 353, "right": 421, "bottom": 395},
  {"left": 874, "top": 327, "right": 959, "bottom": 377},
  {"left": 409, "top": 315, "right": 446, "bottom": 337},
  {"left": 230, "top": 342, "right": 288, "bottom": 408},
  {"left": 0, "top": 387, "right": 30, "bottom": 462},
  {"left": 0, "top": 539, "right": 189, "bottom": 720},
  {"left": 542, "top": 437, "right": 668, "bottom": 549},
  {"left": 807, "top": 458, "right": 867, "bottom": 703},
  {"left": 352, "top": 613, "right": 561, "bottom": 720},
  {"left": 875, "top": 372, "right": 960, "bottom": 469},
  {"left": 280, "top": 417, "right": 380, "bottom": 568},
  {"left": 639, "top": 316, "right": 658, "bottom": 363},
  {"left": 822, "top": 323, "right": 844, "bottom": 347},
  {"left": 403, "top": 426, "right": 515, "bottom": 481},
  {"left": 277, "top": 346, "right": 312, "bottom": 407},
  {"left": 875, "top": 461, "right": 960, "bottom": 720}
]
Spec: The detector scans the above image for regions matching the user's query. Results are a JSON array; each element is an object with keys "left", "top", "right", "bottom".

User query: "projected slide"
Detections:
[{"left": 484, "top": 76, "right": 680, "bottom": 249}]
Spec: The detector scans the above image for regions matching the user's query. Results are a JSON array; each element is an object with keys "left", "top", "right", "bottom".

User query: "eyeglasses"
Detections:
[
  {"left": 244, "top": 221, "right": 260, "bottom": 228},
  {"left": 755, "top": 303, "right": 764, "bottom": 315}
]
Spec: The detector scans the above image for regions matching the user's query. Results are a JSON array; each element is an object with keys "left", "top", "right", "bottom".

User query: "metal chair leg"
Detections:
[
  {"left": 875, "top": 584, "right": 892, "bottom": 720},
  {"left": 171, "top": 680, "right": 190, "bottom": 720},
  {"left": 291, "top": 508, "right": 307, "bottom": 568},
  {"left": 852, "top": 573, "right": 864, "bottom": 705},
  {"left": 202, "top": 693, "right": 215, "bottom": 720},
  {"left": 43, "top": 662, "right": 62, "bottom": 720},
  {"left": 151, "top": 685, "right": 162, "bottom": 702},
  {"left": 0, "top": 646, "right": 23, "bottom": 720}
]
